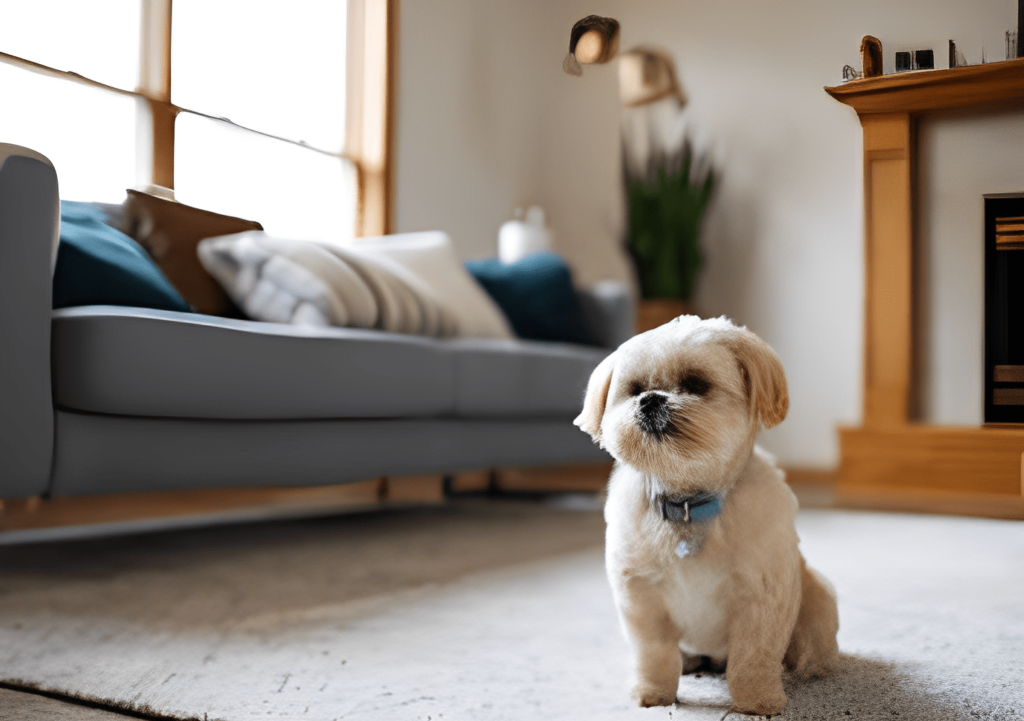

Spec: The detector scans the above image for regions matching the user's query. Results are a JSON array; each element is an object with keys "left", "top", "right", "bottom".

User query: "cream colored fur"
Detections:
[{"left": 574, "top": 315, "right": 839, "bottom": 716}]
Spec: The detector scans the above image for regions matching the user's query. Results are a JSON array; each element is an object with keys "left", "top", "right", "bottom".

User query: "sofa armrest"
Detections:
[
  {"left": 0, "top": 144, "right": 59, "bottom": 498},
  {"left": 576, "top": 280, "right": 635, "bottom": 350}
]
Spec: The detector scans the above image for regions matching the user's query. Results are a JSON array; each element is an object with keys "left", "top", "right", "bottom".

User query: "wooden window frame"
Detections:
[
  {"left": 0, "top": 0, "right": 394, "bottom": 237},
  {"left": 346, "top": 0, "right": 397, "bottom": 237}
]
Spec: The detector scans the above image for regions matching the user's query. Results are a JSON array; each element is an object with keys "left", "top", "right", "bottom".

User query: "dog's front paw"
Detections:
[
  {"left": 728, "top": 689, "right": 786, "bottom": 717},
  {"left": 631, "top": 683, "right": 677, "bottom": 707},
  {"left": 728, "top": 666, "right": 787, "bottom": 717}
]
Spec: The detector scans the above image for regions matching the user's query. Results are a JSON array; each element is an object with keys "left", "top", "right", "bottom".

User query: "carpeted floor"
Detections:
[{"left": 0, "top": 496, "right": 1021, "bottom": 720}]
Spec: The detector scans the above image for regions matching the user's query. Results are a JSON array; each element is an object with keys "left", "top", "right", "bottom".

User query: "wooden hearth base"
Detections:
[
  {"left": 835, "top": 483, "right": 1024, "bottom": 520},
  {"left": 837, "top": 424, "right": 1024, "bottom": 518}
]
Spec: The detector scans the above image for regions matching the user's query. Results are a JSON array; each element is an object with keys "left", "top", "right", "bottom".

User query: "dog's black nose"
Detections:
[
  {"left": 637, "top": 392, "right": 673, "bottom": 436},
  {"left": 639, "top": 392, "right": 666, "bottom": 412}
]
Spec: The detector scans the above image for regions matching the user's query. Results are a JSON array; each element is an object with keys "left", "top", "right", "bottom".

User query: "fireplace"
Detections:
[
  {"left": 825, "top": 58, "right": 1024, "bottom": 516},
  {"left": 986, "top": 194, "right": 1024, "bottom": 423}
]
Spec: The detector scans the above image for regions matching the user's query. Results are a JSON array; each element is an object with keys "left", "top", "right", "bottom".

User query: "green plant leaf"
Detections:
[{"left": 624, "top": 145, "right": 714, "bottom": 300}]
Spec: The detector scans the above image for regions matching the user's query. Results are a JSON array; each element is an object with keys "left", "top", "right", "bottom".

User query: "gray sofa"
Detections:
[{"left": 1, "top": 144, "right": 629, "bottom": 501}]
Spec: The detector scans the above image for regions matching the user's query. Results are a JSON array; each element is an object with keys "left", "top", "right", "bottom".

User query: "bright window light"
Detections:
[
  {"left": 0, "top": 0, "right": 140, "bottom": 91},
  {"left": 172, "top": 0, "right": 348, "bottom": 151},
  {"left": 0, "top": 63, "right": 136, "bottom": 203},
  {"left": 0, "top": 1, "right": 355, "bottom": 228},
  {"left": 175, "top": 113, "right": 357, "bottom": 243}
]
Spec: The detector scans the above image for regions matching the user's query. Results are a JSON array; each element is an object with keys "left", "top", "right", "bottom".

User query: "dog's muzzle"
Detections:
[{"left": 637, "top": 392, "right": 674, "bottom": 436}]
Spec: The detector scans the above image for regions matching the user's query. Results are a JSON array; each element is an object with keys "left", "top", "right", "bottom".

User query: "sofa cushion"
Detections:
[
  {"left": 54, "top": 202, "right": 191, "bottom": 313},
  {"left": 450, "top": 338, "right": 609, "bottom": 417},
  {"left": 464, "top": 252, "right": 596, "bottom": 345},
  {"left": 51, "top": 307, "right": 456, "bottom": 420},
  {"left": 51, "top": 308, "right": 609, "bottom": 421}
]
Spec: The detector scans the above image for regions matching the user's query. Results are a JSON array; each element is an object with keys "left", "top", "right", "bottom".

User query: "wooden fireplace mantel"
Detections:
[
  {"left": 826, "top": 57, "right": 1024, "bottom": 115},
  {"left": 826, "top": 58, "right": 1024, "bottom": 518}
]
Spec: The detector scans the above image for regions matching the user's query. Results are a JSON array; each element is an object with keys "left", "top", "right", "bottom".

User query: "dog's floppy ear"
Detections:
[
  {"left": 574, "top": 350, "right": 618, "bottom": 444},
  {"left": 726, "top": 327, "right": 788, "bottom": 429}
]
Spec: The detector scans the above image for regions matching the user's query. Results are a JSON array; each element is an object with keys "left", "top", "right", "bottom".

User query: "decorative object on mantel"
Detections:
[
  {"left": 861, "top": 35, "right": 883, "bottom": 78},
  {"left": 620, "top": 47, "right": 714, "bottom": 331},
  {"left": 853, "top": 3, "right": 1023, "bottom": 82},
  {"left": 562, "top": 15, "right": 620, "bottom": 76},
  {"left": 1018, "top": 0, "right": 1024, "bottom": 58},
  {"left": 1015, "top": 0, "right": 1024, "bottom": 58},
  {"left": 896, "top": 49, "right": 935, "bottom": 73},
  {"left": 949, "top": 40, "right": 967, "bottom": 69}
]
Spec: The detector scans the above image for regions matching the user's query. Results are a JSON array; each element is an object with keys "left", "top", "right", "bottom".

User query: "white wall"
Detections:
[
  {"left": 395, "top": 0, "right": 1020, "bottom": 468},
  {"left": 395, "top": 0, "right": 550, "bottom": 259}
]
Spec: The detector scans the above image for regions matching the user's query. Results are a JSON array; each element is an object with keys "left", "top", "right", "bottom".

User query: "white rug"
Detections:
[{"left": 0, "top": 498, "right": 1021, "bottom": 720}]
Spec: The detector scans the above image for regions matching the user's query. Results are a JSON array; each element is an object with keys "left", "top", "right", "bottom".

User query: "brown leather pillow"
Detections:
[{"left": 122, "top": 190, "right": 263, "bottom": 316}]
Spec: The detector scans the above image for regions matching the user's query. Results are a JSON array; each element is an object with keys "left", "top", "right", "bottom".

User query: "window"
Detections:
[{"left": 0, "top": 0, "right": 393, "bottom": 240}]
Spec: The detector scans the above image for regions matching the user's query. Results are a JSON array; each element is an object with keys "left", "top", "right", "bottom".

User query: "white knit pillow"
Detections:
[
  {"left": 350, "top": 231, "right": 514, "bottom": 340},
  {"left": 197, "top": 231, "right": 459, "bottom": 336}
]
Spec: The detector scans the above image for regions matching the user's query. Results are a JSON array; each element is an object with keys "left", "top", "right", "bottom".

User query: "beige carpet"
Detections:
[{"left": 0, "top": 497, "right": 1021, "bottom": 720}]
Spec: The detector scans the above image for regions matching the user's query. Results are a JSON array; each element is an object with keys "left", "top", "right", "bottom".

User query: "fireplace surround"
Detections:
[{"left": 826, "top": 58, "right": 1024, "bottom": 518}]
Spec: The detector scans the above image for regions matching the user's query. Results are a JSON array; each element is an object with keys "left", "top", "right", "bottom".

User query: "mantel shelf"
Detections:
[{"left": 825, "top": 57, "right": 1024, "bottom": 115}]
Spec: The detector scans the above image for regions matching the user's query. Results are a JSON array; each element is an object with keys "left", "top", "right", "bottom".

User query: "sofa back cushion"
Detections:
[
  {"left": 464, "top": 252, "right": 596, "bottom": 345},
  {"left": 351, "top": 231, "right": 516, "bottom": 340},
  {"left": 197, "top": 231, "right": 460, "bottom": 337}
]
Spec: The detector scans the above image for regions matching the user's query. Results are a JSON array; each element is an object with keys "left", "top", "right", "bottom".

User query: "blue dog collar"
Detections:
[{"left": 659, "top": 492, "right": 723, "bottom": 524}]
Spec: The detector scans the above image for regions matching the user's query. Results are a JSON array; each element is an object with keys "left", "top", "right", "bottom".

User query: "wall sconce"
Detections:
[
  {"left": 618, "top": 47, "right": 686, "bottom": 108},
  {"left": 563, "top": 15, "right": 620, "bottom": 76}
]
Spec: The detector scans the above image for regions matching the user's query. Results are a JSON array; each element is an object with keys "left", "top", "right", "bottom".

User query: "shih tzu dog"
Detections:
[{"left": 574, "top": 315, "right": 838, "bottom": 716}]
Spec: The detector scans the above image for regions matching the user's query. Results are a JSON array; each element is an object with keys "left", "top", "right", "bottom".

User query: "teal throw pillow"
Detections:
[
  {"left": 464, "top": 252, "right": 595, "bottom": 345},
  {"left": 54, "top": 201, "right": 191, "bottom": 312}
]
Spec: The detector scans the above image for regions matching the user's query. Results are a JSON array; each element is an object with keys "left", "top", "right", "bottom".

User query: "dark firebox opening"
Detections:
[{"left": 984, "top": 193, "right": 1024, "bottom": 423}]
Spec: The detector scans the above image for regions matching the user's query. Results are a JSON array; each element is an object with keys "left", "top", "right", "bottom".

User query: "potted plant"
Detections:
[
  {"left": 563, "top": 29, "right": 716, "bottom": 330},
  {"left": 625, "top": 140, "right": 714, "bottom": 306},
  {"left": 618, "top": 47, "right": 715, "bottom": 331}
]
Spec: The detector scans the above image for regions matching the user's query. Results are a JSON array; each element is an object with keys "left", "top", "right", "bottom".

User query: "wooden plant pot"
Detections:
[{"left": 636, "top": 298, "right": 696, "bottom": 333}]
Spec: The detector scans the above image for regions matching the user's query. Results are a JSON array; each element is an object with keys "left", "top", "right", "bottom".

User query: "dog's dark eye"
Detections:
[
  {"left": 629, "top": 381, "right": 644, "bottom": 397},
  {"left": 680, "top": 374, "right": 710, "bottom": 397}
]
